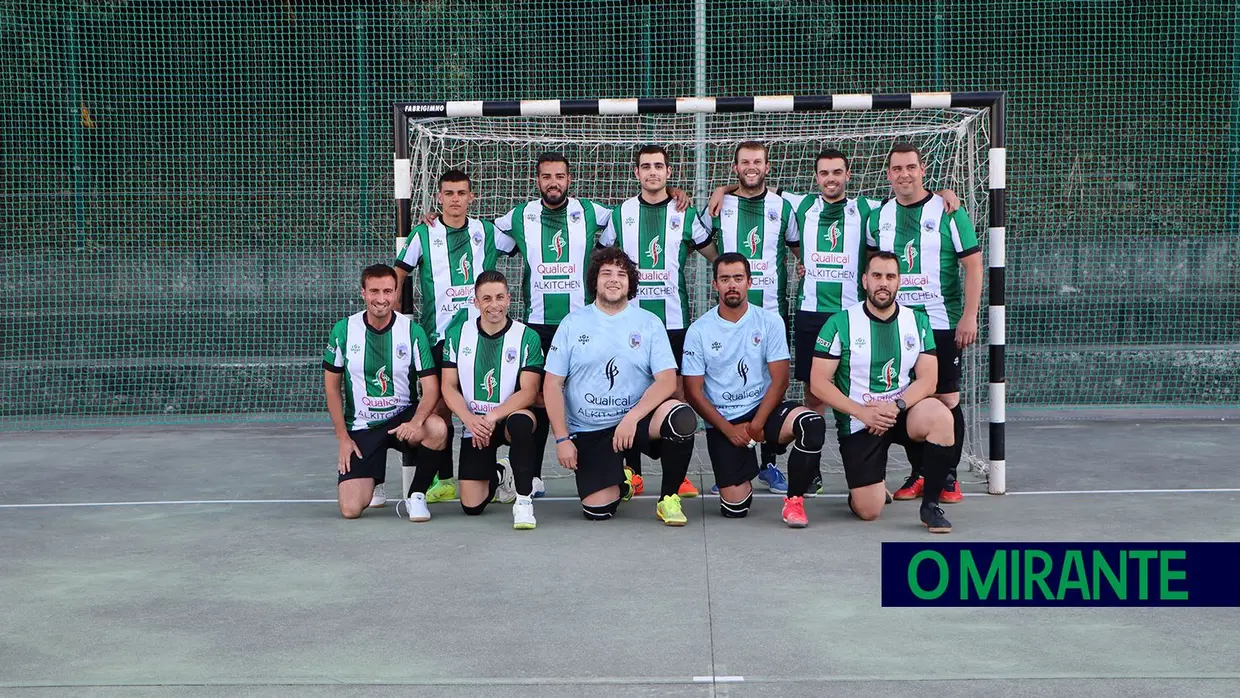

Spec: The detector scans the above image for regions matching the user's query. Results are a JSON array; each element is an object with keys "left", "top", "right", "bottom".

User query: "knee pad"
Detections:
[
  {"left": 461, "top": 501, "right": 488, "bottom": 516},
  {"left": 660, "top": 403, "right": 697, "bottom": 442},
  {"left": 720, "top": 492, "right": 753, "bottom": 519},
  {"left": 506, "top": 411, "right": 535, "bottom": 441},
  {"left": 582, "top": 498, "right": 620, "bottom": 521},
  {"left": 792, "top": 412, "right": 826, "bottom": 453}
]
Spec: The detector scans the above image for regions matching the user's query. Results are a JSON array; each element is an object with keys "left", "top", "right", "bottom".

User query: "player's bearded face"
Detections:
[
  {"left": 635, "top": 156, "right": 669, "bottom": 194},
  {"left": 713, "top": 266, "right": 750, "bottom": 308},
  {"left": 733, "top": 148, "right": 769, "bottom": 189},
  {"left": 863, "top": 267, "right": 898, "bottom": 310},
  {"left": 537, "top": 163, "right": 571, "bottom": 207},
  {"left": 362, "top": 278, "right": 398, "bottom": 319}
]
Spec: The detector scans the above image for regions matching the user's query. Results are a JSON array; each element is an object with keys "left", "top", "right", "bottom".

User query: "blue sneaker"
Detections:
[
  {"left": 532, "top": 477, "right": 546, "bottom": 499},
  {"left": 710, "top": 483, "right": 719, "bottom": 495},
  {"left": 757, "top": 464, "right": 788, "bottom": 494}
]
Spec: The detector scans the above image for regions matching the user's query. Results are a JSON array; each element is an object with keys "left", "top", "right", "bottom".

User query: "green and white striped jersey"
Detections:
[
  {"left": 813, "top": 303, "right": 936, "bottom": 438},
  {"left": 707, "top": 190, "right": 799, "bottom": 315},
  {"left": 394, "top": 218, "right": 500, "bottom": 344},
  {"left": 323, "top": 311, "right": 437, "bottom": 431},
  {"left": 781, "top": 192, "right": 879, "bottom": 315},
  {"left": 600, "top": 195, "right": 712, "bottom": 330},
  {"left": 441, "top": 316, "right": 545, "bottom": 439},
  {"left": 867, "top": 192, "right": 980, "bottom": 330},
  {"left": 494, "top": 198, "right": 612, "bottom": 326}
]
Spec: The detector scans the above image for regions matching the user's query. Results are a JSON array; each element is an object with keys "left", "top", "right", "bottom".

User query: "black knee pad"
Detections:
[
  {"left": 461, "top": 501, "right": 488, "bottom": 516},
  {"left": 660, "top": 403, "right": 697, "bottom": 442},
  {"left": 506, "top": 411, "right": 535, "bottom": 441},
  {"left": 720, "top": 492, "right": 753, "bottom": 519},
  {"left": 582, "top": 498, "right": 620, "bottom": 521},
  {"left": 792, "top": 411, "right": 826, "bottom": 452}
]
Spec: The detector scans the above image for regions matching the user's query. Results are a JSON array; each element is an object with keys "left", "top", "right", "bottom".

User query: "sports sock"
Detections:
[
  {"left": 438, "top": 422, "right": 455, "bottom": 480},
  {"left": 920, "top": 442, "right": 954, "bottom": 507},
  {"left": 530, "top": 406, "right": 550, "bottom": 479}
]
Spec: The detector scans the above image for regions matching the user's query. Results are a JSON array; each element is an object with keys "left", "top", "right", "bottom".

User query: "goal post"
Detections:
[{"left": 393, "top": 92, "right": 1008, "bottom": 495}]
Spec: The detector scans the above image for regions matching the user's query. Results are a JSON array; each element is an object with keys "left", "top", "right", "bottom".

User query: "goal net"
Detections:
[{"left": 396, "top": 96, "right": 1004, "bottom": 491}]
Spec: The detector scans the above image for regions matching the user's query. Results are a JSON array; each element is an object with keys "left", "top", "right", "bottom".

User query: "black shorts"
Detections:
[
  {"left": 838, "top": 411, "right": 914, "bottom": 490},
  {"left": 569, "top": 412, "right": 660, "bottom": 499},
  {"left": 458, "top": 417, "right": 510, "bottom": 481},
  {"left": 528, "top": 322, "right": 558, "bottom": 357},
  {"left": 932, "top": 329, "right": 962, "bottom": 394},
  {"left": 338, "top": 404, "right": 418, "bottom": 485},
  {"left": 705, "top": 401, "right": 800, "bottom": 488},
  {"left": 793, "top": 311, "right": 834, "bottom": 383},
  {"left": 668, "top": 328, "right": 686, "bottom": 372}
]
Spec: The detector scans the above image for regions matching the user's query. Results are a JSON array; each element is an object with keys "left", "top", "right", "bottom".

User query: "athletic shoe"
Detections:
[
  {"left": 512, "top": 495, "right": 536, "bottom": 530},
  {"left": 757, "top": 464, "right": 788, "bottom": 494},
  {"left": 425, "top": 476, "right": 458, "bottom": 504},
  {"left": 920, "top": 503, "right": 952, "bottom": 533},
  {"left": 493, "top": 458, "right": 517, "bottom": 504},
  {"left": 677, "top": 477, "right": 698, "bottom": 498},
  {"left": 531, "top": 477, "right": 546, "bottom": 499},
  {"left": 406, "top": 492, "right": 431, "bottom": 522},
  {"left": 893, "top": 475, "right": 923, "bottom": 501},
  {"left": 656, "top": 494, "right": 687, "bottom": 526},
  {"left": 368, "top": 484, "right": 387, "bottom": 508},
  {"left": 781, "top": 496, "right": 808, "bottom": 528},
  {"left": 804, "top": 475, "right": 824, "bottom": 498},
  {"left": 940, "top": 479, "right": 963, "bottom": 504},
  {"left": 631, "top": 473, "right": 645, "bottom": 496},
  {"left": 622, "top": 467, "right": 635, "bottom": 502},
  {"left": 709, "top": 483, "right": 719, "bottom": 495}
]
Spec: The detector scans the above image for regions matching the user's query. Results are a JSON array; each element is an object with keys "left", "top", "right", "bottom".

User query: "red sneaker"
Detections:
[
  {"left": 631, "top": 473, "right": 645, "bottom": 496},
  {"left": 677, "top": 477, "right": 699, "bottom": 498},
  {"left": 893, "top": 475, "right": 924, "bottom": 501},
  {"left": 781, "top": 496, "right": 808, "bottom": 528},
  {"left": 940, "top": 479, "right": 963, "bottom": 504}
]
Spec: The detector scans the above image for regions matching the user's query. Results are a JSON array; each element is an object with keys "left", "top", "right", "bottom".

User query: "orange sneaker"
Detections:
[
  {"left": 940, "top": 479, "right": 963, "bottom": 504},
  {"left": 677, "top": 477, "right": 698, "bottom": 498},
  {"left": 781, "top": 496, "right": 808, "bottom": 528},
  {"left": 893, "top": 475, "right": 923, "bottom": 501},
  {"left": 631, "top": 473, "right": 645, "bottom": 497}
]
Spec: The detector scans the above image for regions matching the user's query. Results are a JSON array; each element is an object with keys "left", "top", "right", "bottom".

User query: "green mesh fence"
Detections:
[{"left": 1, "top": 1, "right": 1237, "bottom": 428}]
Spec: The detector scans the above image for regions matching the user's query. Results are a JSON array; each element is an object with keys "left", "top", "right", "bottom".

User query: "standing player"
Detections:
[
  {"left": 599, "top": 144, "right": 717, "bottom": 498},
  {"left": 682, "top": 253, "right": 827, "bottom": 523},
  {"left": 394, "top": 169, "right": 500, "bottom": 506},
  {"left": 543, "top": 247, "right": 699, "bottom": 526},
  {"left": 807, "top": 251, "right": 956, "bottom": 533},
  {"left": 701, "top": 141, "right": 799, "bottom": 495},
  {"left": 324, "top": 264, "right": 450, "bottom": 521},
  {"left": 439, "top": 270, "right": 545, "bottom": 529},
  {"left": 868, "top": 143, "right": 982, "bottom": 504}
]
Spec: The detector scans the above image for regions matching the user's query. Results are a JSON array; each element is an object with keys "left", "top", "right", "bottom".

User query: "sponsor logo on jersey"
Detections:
[
  {"left": 535, "top": 262, "right": 575, "bottom": 276},
  {"left": 711, "top": 341, "right": 723, "bottom": 352},
  {"left": 467, "top": 399, "right": 497, "bottom": 414},
  {"left": 629, "top": 332, "right": 642, "bottom": 349},
  {"left": 722, "top": 386, "right": 764, "bottom": 403},
  {"left": 457, "top": 253, "right": 471, "bottom": 281},
  {"left": 482, "top": 368, "right": 498, "bottom": 400},
  {"left": 396, "top": 343, "right": 409, "bottom": 360},
  {"left": 625, "top": 216, "right": 636, "bottom": 226},
  {"left": 578, "top": 334, "right": 590, "bottom": 345},
  {"left": 531, "top": 278, "right": 581, "bottom": 292},
  {"left": 360, "top": 395, "right": 401, "bottom": 409},
  {"left": 826, "top": 221, "right": 841, "bottom": 250},
  {"left": 744, "top": 227, "right": 761, "bottom": 257},
  {"left": 605, "top": 358, "right": 620, "bottom": 389},
  {"left": 881, "top": 358, "right": 897, "bottom": 391},
  {"left": 646, "top": 237, "right": 662, "bottom": 267},
  {"left": 860, "top": 386, "right": 907, "bottom": 405},
  {"left": 350, "top": 344, "right": 361, "bottom": 354},
  {"left": 902, "top": 240, "right": 918, "bottom": 271},
  {"left": 582, "top": 393, "right": 634, "bottom": 407},
  {"left": 547, "top": 229, "right": 567, "bottom": 262},
  {"left": 526, "top": 212, "right": 537, "bottom": 222},
  {"left": 810, "top": 251, "right": 851, "bottom": 265},
  {"left": 855, "top": 337, "right": 866, "bottom": 348},
  {"left": 462, "top": 346, "right": 472, "bottom": 356},
  {"left": 372, "top": 366, "right": 391, "bottom": 394},
  {"left": 505, "top": 347, "right": 517, "bottom": 364},
  {"left": 637, "top": 269, "right": 672, "bottom": 284},
  {"left": 737, "top": 358, "right": 750, "bottom": 386}
]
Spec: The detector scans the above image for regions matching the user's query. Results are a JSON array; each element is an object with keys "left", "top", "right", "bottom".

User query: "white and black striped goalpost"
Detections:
[{"left": 392, "top": 92, "right": 1008, "bottom": 495}]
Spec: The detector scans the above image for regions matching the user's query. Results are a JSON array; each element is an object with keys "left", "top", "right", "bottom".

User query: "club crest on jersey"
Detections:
[
  {"left": 744, "top": 227, "right": 761, "bottom": 256},
  {"left": 881, "top": 358, "right": 897, "bottom": 391},
  {"left": 605, "top": 358, "right": 620, "bottom": 389},
  {"left": 904, "top": 333, "right": 917, "bottom": 350},
  {"left": 846, "top": 201, "right": 857, "bottom": 216},
  {"left": 629, "top": 332, "right": 642, "bottom": 349},
  {"left": 505, "top": 347, "right": 517, "bottom": 363},
  {"left": 923, "top": 218, "right": 937, "bottom": 232},
  {"left": 396, "top": 343, "right": 409, "bottom": 360},
  {"left": 752, "top": 332, "right": 762, "bottom": 346},
  {"left": 670, "top": 216, "right": 681, "bottom": 230},
  {"left": 569, "top": 210, "right": 582, "bottom": 223},
  {"left": 903, "top": 240, "right": 919, "bottom": 270},
  {"left": 767, "top": 208, "right": 778, "bottom": 221},
  {"left": 472, "top": 229, "right": 483, "bottom": 243},
  {"left": 737, "top": 359, "right": 750, "bottom": 386},
  {"left": 373, "top": 366, "right": 390, "bottom": 394},
  {"left": 646, "top": 238, "right": 662, "bottom": 266}
]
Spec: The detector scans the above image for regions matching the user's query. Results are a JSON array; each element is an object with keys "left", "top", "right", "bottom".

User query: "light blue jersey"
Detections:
[
  {"left": 545, "top": 303, "right": 677, "bottom": 433},
  {"left": 681, "top": 304, "right": 790, "bottom": 421}
]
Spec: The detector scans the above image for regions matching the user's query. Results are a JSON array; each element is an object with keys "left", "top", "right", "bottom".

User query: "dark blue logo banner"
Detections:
[{"left": 881, "top": 542, "right": 1240, "bottom": 607}]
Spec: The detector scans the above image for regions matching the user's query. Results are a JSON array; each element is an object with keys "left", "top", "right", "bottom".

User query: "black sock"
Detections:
[
  {"left": 659, "top": 440, "right": 693, "bottom": 499},
  {"left": 761, "top": 443, "right": 778, "bottom": 470},
  {"left": 949, "top": 405, "right": 965, "bottom": 482},
  {"left": 506, "top": 412, "right": 537, "bottom": 497},
  {"left": 438, "top": 422, "right": 455, "bottom": 480},
  {"left": 625, "top": 449, "right": 642, "bottom": 476},
  {"left": 786, "top": 445, "right": 820, "bottom": 498},
  {"left": 920, "top": 442, "right": 954, "bottom": 507},
  {"left": 530, "top": 406, "right": 550, "bottom": 479},
  {"left": 906, "top": 441, "right": 923, "bottom": 480},
  {"left": 408, "top": 446, "right": 443, "bottom": 495},
  {"left": 488, "top": 464, "right": 501, "bottom": 501}
]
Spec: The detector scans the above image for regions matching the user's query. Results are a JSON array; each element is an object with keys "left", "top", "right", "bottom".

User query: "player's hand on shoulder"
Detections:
[
  {"left": 937, "top": 189, "right": 961, "bottom": 213},
  {"left": 669, "top": 187, "right": 692, "bottom": 212},
  {"left": 707, "top": 185, "right": 732, "bottom": 218},
  {"left": 556, "top": 438, "right": 578, "bottom": 470},
  {"left": 421, "top": 211, "right": 440, "bottom": 225}
]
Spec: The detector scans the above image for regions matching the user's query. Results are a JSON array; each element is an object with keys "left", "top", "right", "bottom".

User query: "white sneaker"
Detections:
[
  {"left": 532, "top": 477, "right": 546, "bottom": 499},
  {"left": 369, "top": 484, "right": 387, "bottom": 508},
  {"left": 513, "top": 495, "right": 536, "bottom": 530},
  {"left": 494, "top": 458, "right": 517, "bottom": 504},
  {"left": 406, "top": 492, "right": 431, "bottom": 522}
]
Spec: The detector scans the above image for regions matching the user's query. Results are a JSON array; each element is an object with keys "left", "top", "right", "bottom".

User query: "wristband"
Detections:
[{"left": 555, "top": 435, "right": 572, "bottom": 444}]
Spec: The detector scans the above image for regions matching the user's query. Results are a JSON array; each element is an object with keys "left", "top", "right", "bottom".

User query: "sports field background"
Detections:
[{"left": 2, "top": 0, "right": 1237, "bottom": 426}]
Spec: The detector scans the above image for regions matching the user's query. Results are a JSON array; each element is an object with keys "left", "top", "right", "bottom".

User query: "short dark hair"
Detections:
[
  {"left": 474, "top": 269, "right": 507, "bottom": 292},
  {"left": 438, "top": 169, "right": 471, "bottom": 189},
  {"left": 586, "top": 246, "right": 639, "bottom": 300},
  {"left": 886, "top": 142, "right": 923, "bottom": 167},
  {"left": 535, "top": 152, "right": 570, "bottom": 175},
  {"left": 814, "top": 148, "right": 850, "bottom": 171},
  {"left": 361, "top": 263, "right": 397, "bottom": 287},
  {"left": 734, "top": 141, "right": 768, "bottom": 163},
  {"left": 713, "top": 252, "right": 751, "bottom": 279},
  {"left": 866, "top": 250, "right": 901, "bottom": 271},
  {"left": 634, "top": 145, "right": 669, "bottom": 167}
]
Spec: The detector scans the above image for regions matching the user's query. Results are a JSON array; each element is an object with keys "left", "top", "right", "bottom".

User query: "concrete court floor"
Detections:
[{"left": 1, "top": 413, "right": 1239, "bottom": 696}]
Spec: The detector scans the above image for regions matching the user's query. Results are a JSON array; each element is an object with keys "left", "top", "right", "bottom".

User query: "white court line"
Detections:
[
  {"left": 1, "top": 488, "right": 1239, "bottom": 510},
  {"left": 694, "top": 675, "right": 744, "bottom": 683}
]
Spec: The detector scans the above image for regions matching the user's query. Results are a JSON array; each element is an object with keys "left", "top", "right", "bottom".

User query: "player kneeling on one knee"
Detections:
[
  {"left": 683, "top": 253, "right": 825, "bottom": 523},
  {"left": 439, "top": 270, "right": 547, "bottom": 530},
  {"left": 808, "top": 251, "right": 956, "bottom": 533},
  {"left": 542, "top": 246, "right": 699, "bottom": 526},
  {"left": 325, "top": 264, "right": 450, "bottom": 521}
]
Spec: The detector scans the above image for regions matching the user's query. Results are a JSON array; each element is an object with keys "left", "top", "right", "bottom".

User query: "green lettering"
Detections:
[
  {"left": 1159, "top": 550, "right": 1188, "bottom": 601},
  {"left": 1130, "top": 550, "right": 1158, "bottom": 600},
  {"left": 1092, "top": 550, "right": 1126, "bottom": 600},
  {"left": 961, "top": 550, "right": 1005, "bottom": 600},
  {"left": 1010, "top": 549, "right": 1020, "bottom": 599},
  {"left": 1023, "top": 550, "right": 1054, "bottom": 600},
  {"left": 1057, "top": 550, "right": 1090, "bottom": 601},
  {"left": 909, "top": 551, "right": 949, "bottom": 600}
]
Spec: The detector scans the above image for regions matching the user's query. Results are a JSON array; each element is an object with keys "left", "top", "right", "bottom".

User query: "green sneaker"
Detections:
[
  {"left": 656, "top": 494, "right": 687, "bottom": 526},
  {"left": 425, "top": 477, "right": 458, "bottom": 503},
  {"left": 622, "top": 466, "right": 635, "bottom": 502}
]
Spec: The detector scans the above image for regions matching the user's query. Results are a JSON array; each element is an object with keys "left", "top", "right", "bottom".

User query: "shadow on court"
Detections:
[{"left": 2, "top": 413, "right": 1239, "bottom": 696}]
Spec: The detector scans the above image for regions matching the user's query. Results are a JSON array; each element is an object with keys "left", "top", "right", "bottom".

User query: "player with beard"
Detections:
[
  {"left": 682, "top": 253, "right": 827, "bottom": 524},
  {"left": 807, "top": 252, "right": 956, "bottom": 533},
  {"left": 543, "top": 246, "right": 699, "bottom": 526}
]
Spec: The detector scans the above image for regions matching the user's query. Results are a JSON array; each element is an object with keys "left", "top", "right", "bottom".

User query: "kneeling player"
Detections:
[
  {"left": 682, "top": 253, "right": 826, "bottom": 523},
  {"left": 324, "top": 264, "right": 450, "bottom": 520},
  {"left": 543, "top": 246, "right": 699, "bottom": 526},
  {"left": 808, "top": 252, "right": 956, "bottom": 532},
  {"left": 439, "top": 271, "right": 546, "bottom": 529}
]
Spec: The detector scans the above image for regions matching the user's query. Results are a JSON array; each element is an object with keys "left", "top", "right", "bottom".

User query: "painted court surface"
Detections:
[{"left": 3, "top": 412, "right": 1239, "bottom": 696}]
